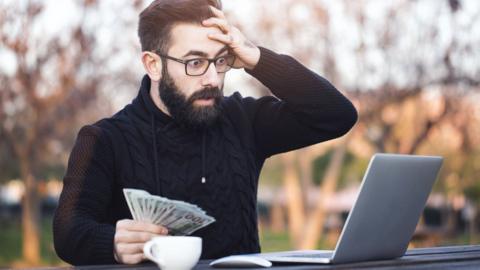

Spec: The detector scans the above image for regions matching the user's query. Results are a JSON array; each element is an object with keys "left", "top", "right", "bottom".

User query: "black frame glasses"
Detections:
[{"left": 156, "top": 53, "right": 236, "bottom": 76}]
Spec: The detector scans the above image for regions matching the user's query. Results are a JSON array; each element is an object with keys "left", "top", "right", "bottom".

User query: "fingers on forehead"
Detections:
[
  {"left": 205, "top": 17, "right": 229, "bottom": 33},
  {"left": 209, "top": 5, "right": 225, "bottom": 18},
  {"left": 208, "top": 33, "right": 233, "bottom": 44}
]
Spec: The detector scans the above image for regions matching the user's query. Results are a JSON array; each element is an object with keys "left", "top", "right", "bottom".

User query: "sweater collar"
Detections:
[
  {"left": 130, "top": 75, "right": 210, "bottom": 188},
  {"left": 131, "top": 74, "right": 173, "bottom": 126}
]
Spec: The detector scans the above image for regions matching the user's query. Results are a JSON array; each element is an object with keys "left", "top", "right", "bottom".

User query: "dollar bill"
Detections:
[{"left": 123, "top": 188, "right": 215, "bottom": 235}]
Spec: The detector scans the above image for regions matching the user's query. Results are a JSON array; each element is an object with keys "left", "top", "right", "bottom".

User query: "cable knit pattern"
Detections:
[{"left": 53, "top": 47, "right": 358, "bottom": 265}]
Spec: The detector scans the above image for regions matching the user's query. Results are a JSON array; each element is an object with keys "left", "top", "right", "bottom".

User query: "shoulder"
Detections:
[
  {"left": 76, "top": 118, "right": 114, "bottom": 139},
  {"left": 74, "top": 109, "right": 129, "bottom": 150},
  {"left": 222, "top": 91, "right": 279, "bottom": 120},
  {"left": 77, "top": 103, "right": 133, "bottom": 139},
  {"left": 72, "top": 121, "right": 112, "bottom": 156}
]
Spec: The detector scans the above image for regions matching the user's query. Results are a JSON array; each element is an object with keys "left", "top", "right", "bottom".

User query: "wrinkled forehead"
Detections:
[{"left": 168, "top": 23, "right": 227, "bottom": 58}]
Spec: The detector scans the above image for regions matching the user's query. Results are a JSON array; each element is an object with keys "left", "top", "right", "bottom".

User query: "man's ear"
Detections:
[{"left": 141, "top": 51, "right": 163, "bottom": 82}]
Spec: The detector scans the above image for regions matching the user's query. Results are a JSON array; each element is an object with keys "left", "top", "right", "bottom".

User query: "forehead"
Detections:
[{"left": 168, "top": 23, "right": 226, "bottom": 58}]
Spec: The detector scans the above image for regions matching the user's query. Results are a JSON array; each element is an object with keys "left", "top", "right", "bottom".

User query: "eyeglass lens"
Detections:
[{"left": 186, "top": 55, "right": 235, "bottom": 76}]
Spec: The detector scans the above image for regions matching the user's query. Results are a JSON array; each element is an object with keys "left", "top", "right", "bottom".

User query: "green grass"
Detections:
[
  {"left": 259, "top": 227, "right": 476, "bottom": 253},
  {"left": 0, "top": 217, "right": 63, "bottom": 267},
  {"left": 259, "top": 229, "right": 292, "bottom": 252},
  {"left": 1, "top": 217, "right": 475, "bottom": 267},
  {"left": 438, "top": 232, "right": 478, "bottom": 246},
  {"left": 0, "top": 219, "right": 22, "bottom": 266}
]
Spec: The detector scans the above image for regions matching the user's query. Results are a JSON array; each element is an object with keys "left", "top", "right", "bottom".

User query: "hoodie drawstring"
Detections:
[
  {"left": 151, "top": 114, "right": 207, "bottom": 188},
  {"left": 151, "top": 115, "right": 161, "bottom": 195},
  {"left": 201, "top": 129, "right": 206, "bottom": 184}
]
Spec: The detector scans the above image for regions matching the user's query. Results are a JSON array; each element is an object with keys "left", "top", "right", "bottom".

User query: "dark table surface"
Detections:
[{"left": 31, "top": 245, "right": 480, "bottom": 270}]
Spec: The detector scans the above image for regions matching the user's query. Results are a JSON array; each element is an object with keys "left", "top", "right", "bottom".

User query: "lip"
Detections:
[{"left": 194, "top": 98, "right": 215, "bottom": 106}]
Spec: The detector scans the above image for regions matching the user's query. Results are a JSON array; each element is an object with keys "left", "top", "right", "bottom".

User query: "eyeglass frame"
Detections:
[{"left": 155, "top": 51, "right": 236, "bottom": 76}]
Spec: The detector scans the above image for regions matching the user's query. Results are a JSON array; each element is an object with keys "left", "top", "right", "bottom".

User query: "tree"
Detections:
[
  {"left": 0, "top": 0, "right": 141, "bottom": 264},
  {"left": 231, "top": 0, "right": 480, "bottom": 249}
]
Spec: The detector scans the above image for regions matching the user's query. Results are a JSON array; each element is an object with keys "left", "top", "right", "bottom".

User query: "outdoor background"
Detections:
[{"left": 1, "top": 0, "right": 480, "bottom": 268}]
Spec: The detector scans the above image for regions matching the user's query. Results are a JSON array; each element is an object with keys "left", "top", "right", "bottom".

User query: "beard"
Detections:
[{"left": 158, "top": 72, "right": 224, "bottom": 130}]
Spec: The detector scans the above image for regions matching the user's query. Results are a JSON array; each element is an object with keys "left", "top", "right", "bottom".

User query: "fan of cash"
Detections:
[{"left": 123, "top": 188, "right": 216, "bottom": 236}]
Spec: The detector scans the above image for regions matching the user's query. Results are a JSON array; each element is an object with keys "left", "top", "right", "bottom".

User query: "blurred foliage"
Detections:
[
  {"left": 1, "top": 0, "right": 479, "bottom": 266},
  {"left": 259, "top": 229, "right": 292, "bottom": 253},
  {"left": 312, "top": 150, "right": 370, "bottom": 188},
  {"left": 258, "top": 157, "right": 284, "bottom": 187},
  {"left": 0, "top": 142, "right": 19, "bottom": 183},
  {"left": 0, "top": 218, "right": 63, "bottom": 267}
]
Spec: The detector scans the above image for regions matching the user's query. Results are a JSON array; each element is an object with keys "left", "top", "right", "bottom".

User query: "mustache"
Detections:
[{"left": 188, "top": 87, "right": 223, "bottom": 102}]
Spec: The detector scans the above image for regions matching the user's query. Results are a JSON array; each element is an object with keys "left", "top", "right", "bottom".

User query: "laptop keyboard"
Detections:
[{"left": 280, "top": 252, "right": 333, "bottom": 259}]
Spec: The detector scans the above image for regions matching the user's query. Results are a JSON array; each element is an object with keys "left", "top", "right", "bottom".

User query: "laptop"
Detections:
[{"left": 257, "top": 153, "right": 443, "bottom": 264}]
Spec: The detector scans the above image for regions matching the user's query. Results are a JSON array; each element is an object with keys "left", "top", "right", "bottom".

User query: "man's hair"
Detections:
[{"left": 138, "top": 0, "right": 223, "bottom": 54}]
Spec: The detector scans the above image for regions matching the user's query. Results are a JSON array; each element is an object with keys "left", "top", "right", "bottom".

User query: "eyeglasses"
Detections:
[{"left": 156, "top": 52, "right": 236, "bottom": 76}]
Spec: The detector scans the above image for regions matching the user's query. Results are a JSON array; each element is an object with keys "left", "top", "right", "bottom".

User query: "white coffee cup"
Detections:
[{"left": 143, "top": 236, "right": 202, "bottom": 270}]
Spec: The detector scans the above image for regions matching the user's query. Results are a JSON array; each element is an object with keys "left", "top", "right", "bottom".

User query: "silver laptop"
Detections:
[{"left": 258, "top": 153, "right": 443, "bottom": 264}]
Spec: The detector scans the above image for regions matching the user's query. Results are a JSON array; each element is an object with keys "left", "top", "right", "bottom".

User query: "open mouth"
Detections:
[{"left": 194, "top": 98, "right": 215, "bottom": 106}]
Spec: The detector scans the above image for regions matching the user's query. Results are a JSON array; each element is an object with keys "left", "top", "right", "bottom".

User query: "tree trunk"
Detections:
[
  {"left": 20, "top": 158, "right": 40, "bottom": 265},
  {"left": 299, "top": 138, "right": 350, "bottom": 249},
  {"left": 282, "top": 152, "right": 305, "bottom": 247},
  {"left": 270, "top": 188, "right": 286, "bottom": 233},
  {"left": 298, "top": 149, "right": 314, "bottom": 208}
]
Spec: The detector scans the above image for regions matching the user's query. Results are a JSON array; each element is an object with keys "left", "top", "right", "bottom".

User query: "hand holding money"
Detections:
[
  {"left": 123, "top": 188, "right": 216, "bottom": 236},
  {"left": 117, "top": 189, "right": 215, "bottom": 264},
  {"left": 113, "top": 219, "right": 168, "bottom": 264}
]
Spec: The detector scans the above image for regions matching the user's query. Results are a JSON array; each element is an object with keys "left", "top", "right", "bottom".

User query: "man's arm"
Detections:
[
  {"left": 53, "top": 125, "right": 167, "bottom": 265},
  {"left": 243, "top": 47, "right": 358, "bottom": 159},
  {"left": 202, "top": 6, "right": 357, "bottom": 159},
  {"left": 53, "top": 126, "right": 117, "bottom": 265}
]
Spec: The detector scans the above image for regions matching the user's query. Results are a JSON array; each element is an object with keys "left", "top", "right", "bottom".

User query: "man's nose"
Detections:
[{"left": 201, "top": 62, "right": 220, "bottom": 88}]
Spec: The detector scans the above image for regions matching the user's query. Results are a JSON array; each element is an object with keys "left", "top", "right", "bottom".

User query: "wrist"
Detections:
[{"left": 244, "top": 46, "right": 261, "bottom": 70}]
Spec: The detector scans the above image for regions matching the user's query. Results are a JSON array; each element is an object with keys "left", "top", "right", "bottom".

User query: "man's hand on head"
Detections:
[
  {"left": 113, "top": 219, "right": 168, "bottom": 264},
  {"left": 202, "top": 6, "right": 260, "bottom": 71}
]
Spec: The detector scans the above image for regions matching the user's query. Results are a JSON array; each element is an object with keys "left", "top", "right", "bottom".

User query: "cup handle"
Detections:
[{"left": 143, "top": 240, "right": 165, "bottom": 267}]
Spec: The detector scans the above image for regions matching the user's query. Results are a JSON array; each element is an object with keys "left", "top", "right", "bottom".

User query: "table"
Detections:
[{"left": 32, "top": 245, "right": 480, "bottom": 270}]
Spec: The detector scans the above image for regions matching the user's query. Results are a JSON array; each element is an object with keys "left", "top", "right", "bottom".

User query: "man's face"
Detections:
[{"left": 158, "top": 23, "right": 228, "bottom": 129}]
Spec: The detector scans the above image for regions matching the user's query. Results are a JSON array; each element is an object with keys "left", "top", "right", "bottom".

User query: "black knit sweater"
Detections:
[{"left": 53, "top": 47, "right": 358, "bottom": 265}]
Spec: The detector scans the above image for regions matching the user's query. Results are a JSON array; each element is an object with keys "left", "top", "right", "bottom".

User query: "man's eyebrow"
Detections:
[
  {"left": 182, "top": 46, "right": 229, "bottom": 58},
  {"left": 215, "top": 46, "right": 229, "bottom": 57},
  {"left": 182, "top": 50, "right": 208, "bottom": 58}
]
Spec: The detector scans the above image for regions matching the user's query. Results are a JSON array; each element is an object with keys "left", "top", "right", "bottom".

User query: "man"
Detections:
[{"left": 53, "top": 0, "right": 358, "bottom": 265}]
